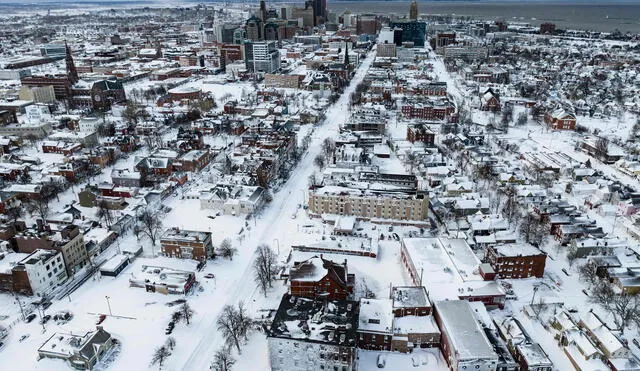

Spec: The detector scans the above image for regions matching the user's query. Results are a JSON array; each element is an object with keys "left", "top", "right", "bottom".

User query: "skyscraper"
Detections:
[
  {"left": 65, "top": 42, "right": 78, "bottom": 85},
  {"left": 409, "top": 0, "right": 418, "bottom": 21}
]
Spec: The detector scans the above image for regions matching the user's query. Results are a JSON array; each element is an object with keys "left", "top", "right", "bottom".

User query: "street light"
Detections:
[
  {"left": 105, "top": 296, "right": 112, "bottom": 316},
  {"left": 530, "top": 285, "right": 539, "bottom": 306}
]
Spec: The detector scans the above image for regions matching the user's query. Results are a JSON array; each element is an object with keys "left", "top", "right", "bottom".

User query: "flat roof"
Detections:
[{"left": 434, "top": 300, "right": 498, "bottom": 362}]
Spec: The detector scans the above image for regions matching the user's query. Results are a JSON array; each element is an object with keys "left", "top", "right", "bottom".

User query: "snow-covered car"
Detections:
[{"left": 377, "top": 354, "right": 386, "bottom": 368}]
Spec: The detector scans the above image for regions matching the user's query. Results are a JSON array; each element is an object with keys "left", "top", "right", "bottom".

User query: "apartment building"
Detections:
[
  {"left": 308, "top": 186, "right": 428, "bottom": 221},
  {"left": 484, "top": 244, "right": 547, "bottom": 279},
  {"left": 15, "top": 224, "right": 88, "bottom": 276}
]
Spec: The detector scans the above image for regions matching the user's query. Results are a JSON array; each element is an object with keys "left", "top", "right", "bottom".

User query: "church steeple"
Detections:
[{"left": 65, "top": 41, "right": 78, "bottom": 84}]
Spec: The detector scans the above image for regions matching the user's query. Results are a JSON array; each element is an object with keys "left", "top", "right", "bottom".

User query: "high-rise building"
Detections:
[
  {"left": 389, "top": 20, "right": 426, "bottom": 47},
  {"left": 259, "top": 0, "right": 267, "bottom": 22},
  {"left": 311, "top": 0, "right": 327, "bottom": 25},
  {"left": 244, "top": 41, "right": 280, "bottom": 73},
  {"left": 245, "top": 16, "right": 263, "bottom": 41},
  {"left": 356, "top": 15, "right": 379, "bottom": 36},
  {"left": 409, "top": 0, "right": 418, "bottom": 21}
]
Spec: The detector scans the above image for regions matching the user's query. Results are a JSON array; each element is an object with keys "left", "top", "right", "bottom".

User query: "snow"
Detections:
[
  {"left": 358, "top": 298, "right": 393, "bottom": 334},
  {"left": 357, "top": 348, "right": 447, "bottom": 371},
  {"left": 433, "top": 300, "right": 497, "bottom": 362},
  {"left": 393, "top": 315, "right": 439, "bottom": 335}
]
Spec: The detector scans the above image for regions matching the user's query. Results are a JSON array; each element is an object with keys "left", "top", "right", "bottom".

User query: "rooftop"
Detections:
[
  {"left": 434, "top": 300, "right": 498, "bottom": 362},
  {"left": 269, "top": 294, "right": 359, "bottom": 347},
  {"left": 392, "top": 286, "right": 431, "bottom": 309},
  {"left": 358, "top": 299, "right": 393, "bottom": 334}
]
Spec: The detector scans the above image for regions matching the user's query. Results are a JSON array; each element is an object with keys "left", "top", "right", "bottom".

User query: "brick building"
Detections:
[
  {"left": 288, "top": 256, "right": 355, "bottom": 300},
  {"left": 484, "top": 244, "right": 547, "bottom": 279},
  {"left": 160, "top": 228, "right": 213, "bottom": 261},
  {"left": 406, "top": 124, "right": 436, "bottom": 145},
  {"left": 357, "top": 299, "right": 393, "bottom": 351},
  {"left": 544, "top": 108, "right": 576, "bottom": 130}
]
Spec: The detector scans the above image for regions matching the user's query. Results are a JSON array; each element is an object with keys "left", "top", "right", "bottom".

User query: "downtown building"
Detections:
[{"left": 244, "top": 40, "right": 281, "bottom": 74}]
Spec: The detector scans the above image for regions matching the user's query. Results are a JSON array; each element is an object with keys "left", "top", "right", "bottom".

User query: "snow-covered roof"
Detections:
[
  {"left": 433, "top": 300, "right": 498, "bottom": 362},
  {"left": 358, "top": 299, "right": 393, "bottom": 334}
]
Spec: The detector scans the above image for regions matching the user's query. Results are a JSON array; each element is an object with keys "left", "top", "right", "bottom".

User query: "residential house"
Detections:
[{"left": 38, "top": 326, "right": 115, "bottom": 370}]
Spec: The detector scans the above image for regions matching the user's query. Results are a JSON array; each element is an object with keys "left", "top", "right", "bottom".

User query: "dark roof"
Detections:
[
  {"left": 79, "top": 327, "right": 112, "bottom": 361},
  {"left": 268, "top": 294, "right": 359, "bottom": 347}
]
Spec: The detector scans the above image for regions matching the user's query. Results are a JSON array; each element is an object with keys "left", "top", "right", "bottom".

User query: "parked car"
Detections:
[
  {"left": 25, "top": 314, "right": 36, "bottom": 323},
  {"left": 40, "top": 315, "right": 51, "bottom": 325},
  {"left": 377, "top": 354, "right": 386, "bottom": 368}
]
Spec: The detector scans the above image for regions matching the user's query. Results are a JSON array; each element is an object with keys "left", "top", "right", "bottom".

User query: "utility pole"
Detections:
[
  {"left": 530, "top": 285, "right": 539, "bottom": 306},
  {"left": 14, "top": 293, "right": 26, "bottom": 321},
  {"left": 105, "top": 296, "right": 112, "bottom": 316}
]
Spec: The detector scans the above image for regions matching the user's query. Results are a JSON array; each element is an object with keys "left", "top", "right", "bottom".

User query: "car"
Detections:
[
  {"left": 96, "top": 314, "right": 106, "bottom": 325},
  {"left": 377, "top": 354, "right": 386, "bottom": 368},
  {"left": 40, "top": 315, "right": 51, "bottom": 325},
  {"left": 204, "top": 273, "right": 215, "bottom": 279},
  {"left": 25, "top": 314, "right": 37, "bottom": 323},
  {"left": 18, "top": 334, "right": 29, "bottom": 342}
]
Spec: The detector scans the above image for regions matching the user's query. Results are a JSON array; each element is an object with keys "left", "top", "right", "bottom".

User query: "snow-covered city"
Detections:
[{"left": 0, "top": 0, "right": 639, "bottom": 370}]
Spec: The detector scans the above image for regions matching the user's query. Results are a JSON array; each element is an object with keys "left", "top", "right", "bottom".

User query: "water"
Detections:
[
  {"left": 0, "top": 0, "right": 638, "bottom": 33},
  {"left": 330, "top": 1, "right": 640, "bottom": 33}
]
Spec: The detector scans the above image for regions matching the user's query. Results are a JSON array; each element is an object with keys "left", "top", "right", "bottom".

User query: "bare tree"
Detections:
[
  {"left": 97, "top": 200, "right": 114, "bottom": 228},
  {"left": 5, "top": 205, "right": 24, "bottom": 224},
  {"left": 405, "top": 151, "right": 417, "bottom": 173},
  {"left": 578, "top": 260, "right": 599, "bottom": 288},
  {"left": 594, "top": 137, "right": 609, "bottom": 160},
  {"left": 216, "top": 305, "right": 243, "bottom": 353},
  {"left": 211, "top": 346, "right": 236, "bottom": 371},
  {"left": 27, "top": 198, "right": 50, "bottom": 223},
  {"left": 218, "top": 238, "right": 237, "bottom": 260},
  {"left": 519, "top": 212, "right": 548, "bottom": 247},
  {"left": 180, "top": 302, "right": 194, "bottom": 325},
  {"left": 321, "top": 138, "right": 335, "bottom": 159},
  {"left": 499, "top": 185, "right": 520, "bottom": 227},
  {"left": 150, "top": 345, "right": 171, "bottom": 368},
  {"left": 165, "top": 337, "right": 176, "bottom": 351},
  {"left": 567, "top": 248, "right": 579, "bottom": 267},
  {"left": 589, "top": 281, "right": 640, "bottom": 334},
  {"left": 253, "top": 244, "right": 279, "bottom": 296},
  {"left": 138, "top": 209, "right": 163, "bottom": 248},
  {"left": 313, "top": 154, "right": 325, "bottom": 169},
  {"left": 516, "top": 112, "right": 528, "bottom": 126}
]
